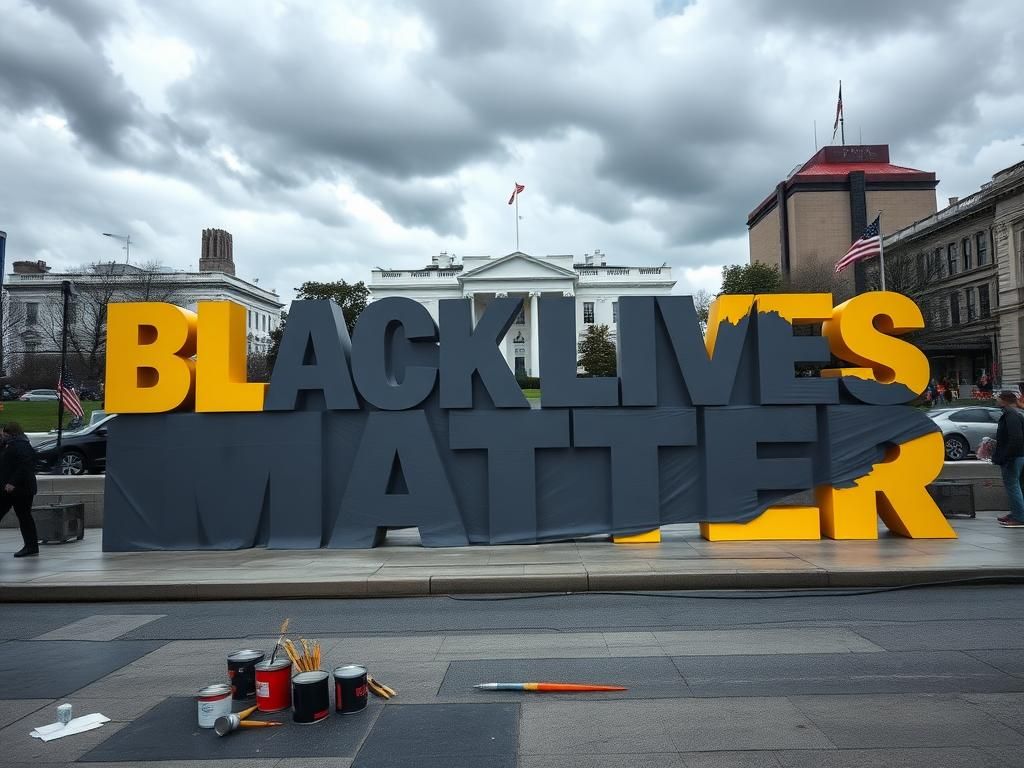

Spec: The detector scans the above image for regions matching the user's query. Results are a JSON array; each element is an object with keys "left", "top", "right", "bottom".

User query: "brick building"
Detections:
[{"left": 747, "top": 145, "right": 938, "bottom": 291}]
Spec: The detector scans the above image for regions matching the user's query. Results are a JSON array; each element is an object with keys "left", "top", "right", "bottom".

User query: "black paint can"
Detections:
[
  {"left": 333, "top": 664, "right": 368, "bottom": 714},
  {"left": 227, "top": 649, "right": 265, "bottom": 700},
  {"left": 292, "top": 671, "right": 330, "bottom": 724}
]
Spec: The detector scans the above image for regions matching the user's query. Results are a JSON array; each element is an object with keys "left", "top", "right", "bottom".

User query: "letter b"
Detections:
[{"left": 105, "top": 303, "right": 197, "bottom": 413}]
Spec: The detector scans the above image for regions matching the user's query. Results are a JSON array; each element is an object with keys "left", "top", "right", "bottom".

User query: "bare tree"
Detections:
[{"left": 34, "top": 262, "right": 187, "bottom": 385}]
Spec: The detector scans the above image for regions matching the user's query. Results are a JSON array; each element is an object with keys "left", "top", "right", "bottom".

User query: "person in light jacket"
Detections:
[
  {"left": 992, "top": 393, "right": 1024, "bottom": 528},
  {"left": 0, "top": 422, "right": 39, "bottom": 556}
]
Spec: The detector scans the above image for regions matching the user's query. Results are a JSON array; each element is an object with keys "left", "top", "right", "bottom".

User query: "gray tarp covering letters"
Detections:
[{"left": 103, "top": 297, "right": 937, "bottom": 550}]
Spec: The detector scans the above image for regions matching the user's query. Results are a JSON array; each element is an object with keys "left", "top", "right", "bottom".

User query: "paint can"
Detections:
[
  {"left": 255, "top": 657, "right": 292, "bottom": 712},
  {"left": 333, "top": 664, "right": 368, "bottom": 714},
  {"left": 196, "top": 683, "right": 232, "bottom": 729},
  {"left": 56, "top": 703, "right": 73, "bottom": 725},
  {"left": 227, "top": 649, "right": 265, "bottom": 700},
  {"left": 292, "top": 670, "right": 330, "bottom": 724}
]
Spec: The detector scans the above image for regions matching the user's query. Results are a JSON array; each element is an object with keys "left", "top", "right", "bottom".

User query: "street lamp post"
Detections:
[
  {"left": 102, "top": 232, "right": 131, "bottom": 263},
  {"left": 53, "top": 279, "right": 73, "bottom": 474}
]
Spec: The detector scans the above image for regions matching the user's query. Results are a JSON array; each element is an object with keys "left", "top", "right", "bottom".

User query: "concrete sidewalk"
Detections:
[{"left": 2, "top": 511, "right": 1023, "bottom": 601}]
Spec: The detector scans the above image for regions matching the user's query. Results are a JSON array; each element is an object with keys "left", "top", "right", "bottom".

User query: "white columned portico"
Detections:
[
  {"left": 529, "top": 291, "right": 540, "bottom": 377},
  {"left": 495, "top": 292, "right": 510, "bottom": 368},
  {"left": 467, "top": 292, "right": 476, "bottom": 326}
]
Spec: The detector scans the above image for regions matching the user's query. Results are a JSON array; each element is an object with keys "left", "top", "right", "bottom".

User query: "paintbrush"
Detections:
[{"left": 269, "top": 618, "right": 290, "bottom": 665}]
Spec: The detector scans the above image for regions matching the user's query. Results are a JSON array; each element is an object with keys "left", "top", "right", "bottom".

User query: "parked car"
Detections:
[
  {"left": 0, "top": 384, "right": 23, "bottom": 401},
  {"left": 927, "top": 406, "right": 1001, "bottom": 461},
  {"left": 19, "top": 389, "right": 59, "bottom": 401},
  {"left": 34, "top": 414, "right": 116, "bottom": 475}
]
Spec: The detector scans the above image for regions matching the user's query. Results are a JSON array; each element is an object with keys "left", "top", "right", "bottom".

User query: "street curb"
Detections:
[{"left": 3, "top": 566, "right": 1024, "bottom": 601}]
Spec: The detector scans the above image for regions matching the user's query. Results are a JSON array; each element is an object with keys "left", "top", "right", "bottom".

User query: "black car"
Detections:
[{"left": 34, "top": 415, "right": 115, "bottom": 475}]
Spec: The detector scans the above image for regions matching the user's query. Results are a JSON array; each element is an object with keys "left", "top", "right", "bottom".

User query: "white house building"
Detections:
[
  {"left": 2, "top": 229, "right": 283, "bottom": 380},
  {"left": 369, "top": 250, "right": 675, "bottom": 377}
]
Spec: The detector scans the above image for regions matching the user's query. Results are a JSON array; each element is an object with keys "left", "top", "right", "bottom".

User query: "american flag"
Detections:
[
  {"left": 835, "top": 215, "right": 881, "bottom": 274},
  {"left": 57, "top": 374, "right": 84, "bottom": 419},
  {"left": 507, "top": 182, "right": 525, "bottom": 205}
]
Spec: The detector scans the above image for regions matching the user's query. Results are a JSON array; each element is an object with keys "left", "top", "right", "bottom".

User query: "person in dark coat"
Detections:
[
  {"left": 993, "top": 392, "right": 1024, "bottom": 528},
  {"left": 0, "top": 422, "right": 39, "bottom": 556}
]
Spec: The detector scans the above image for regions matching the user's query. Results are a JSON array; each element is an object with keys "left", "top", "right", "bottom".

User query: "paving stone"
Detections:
[
  {"left": 674, "top": 651, "right": 1023, "bottom": 696},
  {"left": 522, "top": 755, "right": 686, "bottom": 767},
  {"left": 440, "top": 657, "right": 688, "bottom": 700},
  {"left": 0, "top": 699, "right": 50, "bottom": 729},
  {"left": 653, "top": 629, "right": 882, "bottom": 656},
  {"left": 0, "top": 640, "right": 166, "bottom": 699},
  {"left": 681, "top": 752, "right": 784, "bottom": 767},
  {"left": 961, "top": 692, "right": 1024, "bottom": 733},
  {"left": 0, "top": 717, "right": 128, "bottom": 763},
  {"left": 773, "top": 746, "right": 1009, "bottom": 767},
  {"left": 78, "top": 696, "right": 381, "bottom": 761},
  {"left": 33, "top": 614, "right": 165, "bottom": 641},
  {"left": 852, "top": 620, "right": 1024, "bottom": 651},
  {"left": 352, "top": 702, "right": 518, "bottom": 768},
  {"left": 967, "top": 649, "right": 1024, "bottom": 677},
  {"left": 789, "top": 693, "right": 1024, "bottom": 748},
  {"left": 520, "top": 698, "right": 832, "bottom": 755}
]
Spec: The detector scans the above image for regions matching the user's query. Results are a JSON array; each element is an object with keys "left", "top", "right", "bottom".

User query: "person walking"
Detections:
[
  {"left": 993, "top": 392, "right": 1024, "bottom": 528},
  {"left": 0, "top": 422, "right": 39, "bottom": 556}
]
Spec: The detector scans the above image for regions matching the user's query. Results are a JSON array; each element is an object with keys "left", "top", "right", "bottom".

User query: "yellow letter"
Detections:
[
  {"left": 105, "top": 303, "right": 197, "bottom": 413},
  {"left": 195, "top": 301, "right": 267, "bottom": 413},
  {"left": 700, "top": 506, "right": 821, "bottom": 541},
  {"left": 816, "top": 431, "right": 955, "bottom": 539},
  {"left": 822, "top": 291, "right": 928, "bottom": 393}
]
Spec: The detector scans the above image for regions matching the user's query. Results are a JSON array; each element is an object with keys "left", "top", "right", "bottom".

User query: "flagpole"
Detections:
[
  {"left": 840, "top": 80, "right": 845, "bottom": 145},
  {"left": 515, "top": 193, "right": 520, "bottom": 251},
  {"left": 877, "top": 211, "right": 886, "bottom": 292}
]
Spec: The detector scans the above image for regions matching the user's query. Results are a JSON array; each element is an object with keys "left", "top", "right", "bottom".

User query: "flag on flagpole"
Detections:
[
  {"left": 831, "top": 81, "right": 843, "bottom": 142},
  {"left": 508, "top": 183, "right": 525, "bottom": 205},
  {"left": 835, "top": 215, "right": 881, "bottom": 274},
  {"left": 57, "top": 374, "right": 84, "bottom": 419}
]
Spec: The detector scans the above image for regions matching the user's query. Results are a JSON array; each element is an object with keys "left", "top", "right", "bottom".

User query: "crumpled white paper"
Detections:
[{"left": 30, "top": 713, "right": 110, "bottom": 742}]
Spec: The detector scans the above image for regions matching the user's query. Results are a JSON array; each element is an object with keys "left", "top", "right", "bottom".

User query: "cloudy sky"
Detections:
[{"left": 2, "top": 0, "right": 1022, "bottom": 300}]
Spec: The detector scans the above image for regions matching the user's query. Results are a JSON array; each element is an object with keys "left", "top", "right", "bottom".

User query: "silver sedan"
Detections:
[{"left": 927, "top": 406, "right": 1001, "bottom": 460}]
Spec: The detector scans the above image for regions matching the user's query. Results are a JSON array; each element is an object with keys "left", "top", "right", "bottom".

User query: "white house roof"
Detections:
[{"left": 458, "top": 252, "right": 578, "bottom": 281}]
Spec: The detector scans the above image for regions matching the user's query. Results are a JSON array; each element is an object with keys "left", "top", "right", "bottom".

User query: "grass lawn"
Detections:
[
  {"left": 522, "top": 388, "right": 541, "bottom": 400},
  {"left": 0, "top": 400, "right": 104, "bottom": 432}
]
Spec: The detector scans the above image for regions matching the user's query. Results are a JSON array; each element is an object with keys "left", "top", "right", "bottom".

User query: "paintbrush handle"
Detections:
[
  {"left": 238, "top": 720, "right": 283, "bottom": 728},
  {"left": 236, "top": 705, "right": 259, "bottom": 720}
]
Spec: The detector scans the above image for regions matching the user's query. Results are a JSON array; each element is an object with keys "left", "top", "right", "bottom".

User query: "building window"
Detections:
[
  {"left": 947, "top": 243, "right": 958, "bottom": 275},
  {"left": 248, "top": 310, "right": 253, "bottom": 329},
  {"left": 25, "top": 302, "right": 38, "bottom": 325},
  {"left": 934, "top": 247, "right": 945, "bottom": 278},
  {"left": 67, "top": 300, "right": 77, "bottom": 325},
  {"left": 962, "top": 238, "right": 972, "bottom": 271},
  {"left": 583, "top": 302, "right": 595, "bottom": 324},
  {"left": 612, "top": 301, "right": 618, "bottom": 324},
  {"left": 950, "top": 292, "right": 960, "bottom": 325},
  {"left": 976, "top": 232, "right": 988, "bottom": 266},
  {"left": 966, "top": 287, "right": 977, "bottom": 321},
  {"left": 979, "top": 284, "right": 991, "bottom": 318}
]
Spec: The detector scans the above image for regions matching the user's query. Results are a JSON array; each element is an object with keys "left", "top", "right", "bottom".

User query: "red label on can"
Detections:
[{"left": 355, "top": 684, "right": 367, "bottom": 698}]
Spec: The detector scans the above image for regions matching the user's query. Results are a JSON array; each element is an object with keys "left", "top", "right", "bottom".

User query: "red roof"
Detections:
[{"left": 747, "top": 145, "right": 937, "bottom": 226}]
